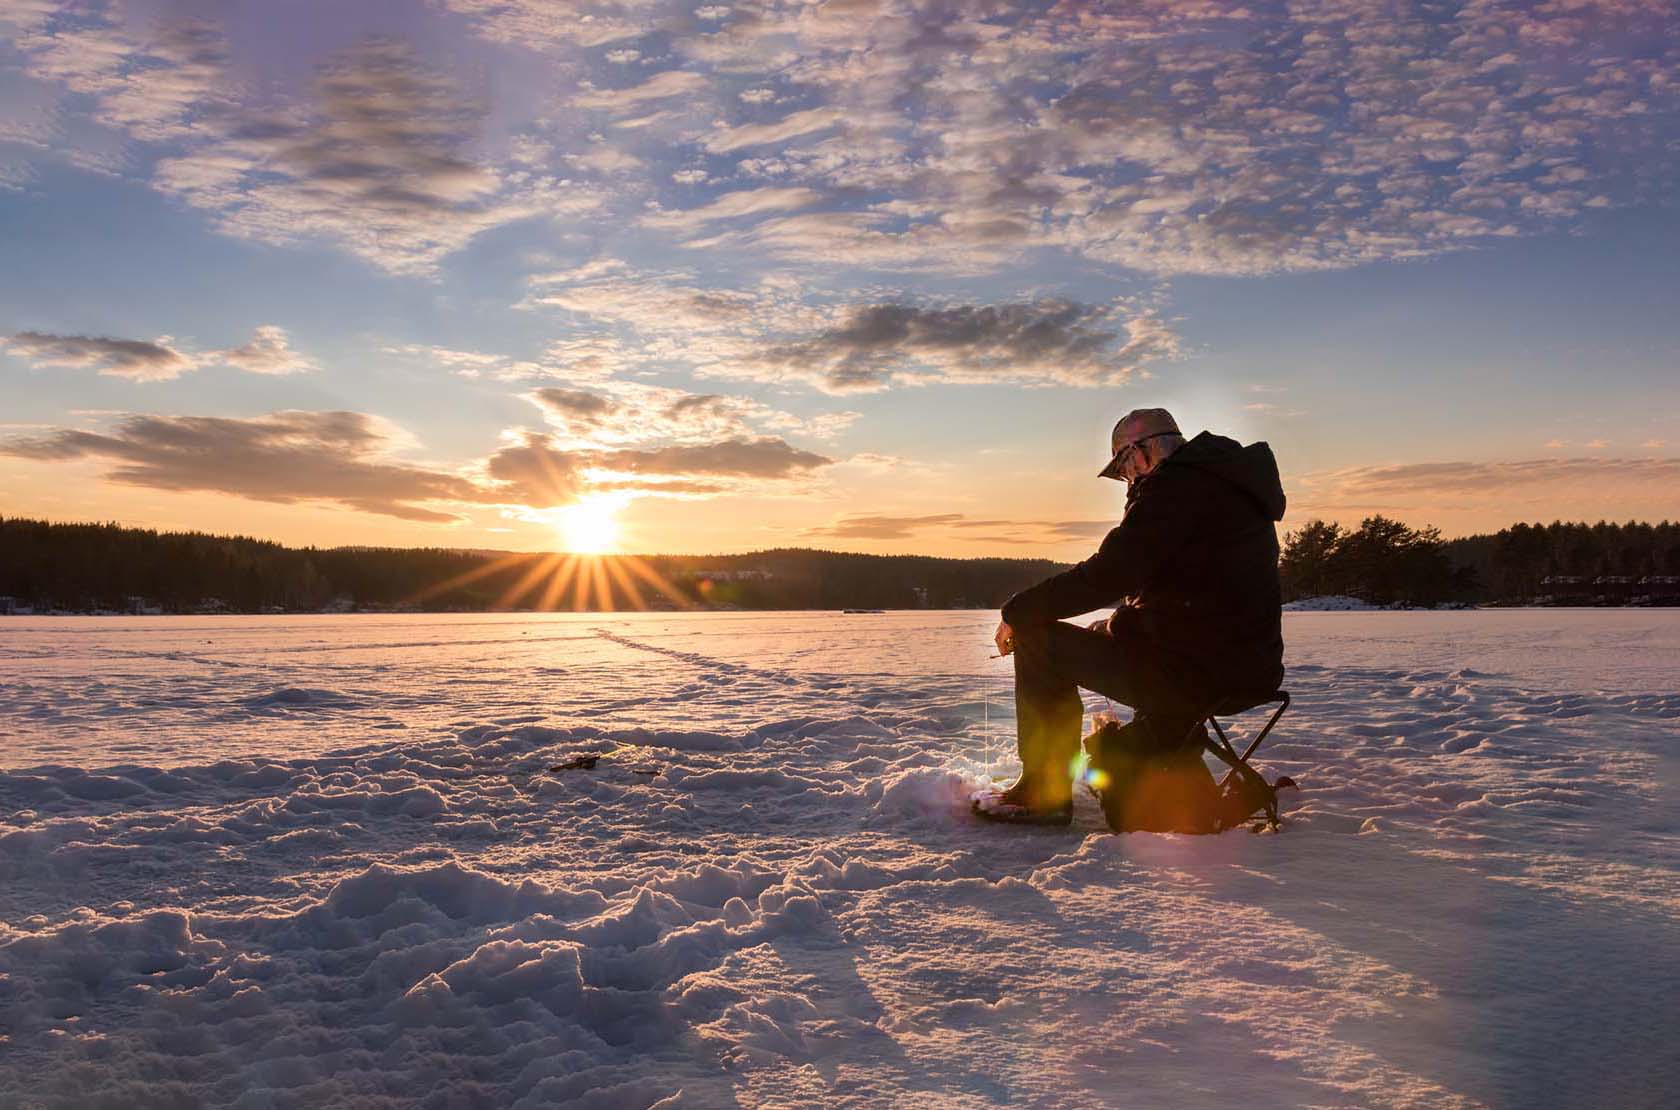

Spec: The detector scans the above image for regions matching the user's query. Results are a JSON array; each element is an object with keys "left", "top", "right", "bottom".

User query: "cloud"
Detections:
[
  {"left": 2, "top": 331, "right": 196, "bottom": 381},
  {"left": 13, "top": 1, "right": 1680, "bottom": 281},
  {"left": 532, "top": 336, "right": 641, "bottom": 382},
  {"left": 598, "top": 436, "right": 831, "bottom": 479},
  {"left": 805, "top": 513, "right": 966, "bottom": 540},
  {"left": 804, "top": 513, "right": 1116, "bottom": 544},
  {"left": 526, "top": 271, "right": 762, "bottom": 334},
  {"left": 0, "top": 400, "right": 838, "bottom": 524},
  {"left": 523, "top": 268, "right": 1178, "bottom": 396},
  {"left": 445, "top": 0, "right": 1679, "bottom": 276},
  {"left": 528, "top": 384, "right": 742, "bottom": 443},
  {"left": 1312, "top": 457, "right": 1680, "bottom": 497},
  {"left": 214, "top": 325, "right": 316, "bottom": 375},
  {"left": 438, "top": 0, "right": 657, "bottom": 49},
  {"left": 527, "top": 381, "right": 854, "bottom": 446},
  {"left": 13, "top": 16, "right": 227, "bottom": 142},
  {"left": 640, "top": 186, "right": 822, "bottom": 230},
  {"left": 702, "top": 107, "right": 845, "bottom": 153},
  {"left": 483, "top": 429, "right": 832, "bottom": 507},
  {"left": 738, "top": 301, "right": 1180, "bottom": 393},
  {"left": 1291, "top": 456, "right": 1680, "bottom": 528},
  {"left": 149, "top": 40, "right": 597, "bottom": 275},
  {"left": 0, "top": 411, "right": 483, "bottom": 521},
  {"left": 1026, "top": 520, "right": 1116, "bottom": 543},
  {"left": 480, "top": 432, "right": 590, "bottom": 509},
  {"left": 529, "top": 387, "right": 618, "bottom": 432},
  {"left": 5, "top": 325, "right": 317, "bottom": 380},
  {"left": 382, "top": 343, "right": 511, "bottom": 377},
  {"left": 573, "top": 69, "right": 710, "bottom": 110}
]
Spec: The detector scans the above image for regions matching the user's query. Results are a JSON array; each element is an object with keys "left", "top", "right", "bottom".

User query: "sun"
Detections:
[{"left": 554, "top": 496, "right": 624, "bottom": 554}]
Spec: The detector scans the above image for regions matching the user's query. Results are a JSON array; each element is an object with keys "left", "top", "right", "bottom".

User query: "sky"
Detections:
[{"left": 1, "top": 0, "right": 1678, "bottom": 560}]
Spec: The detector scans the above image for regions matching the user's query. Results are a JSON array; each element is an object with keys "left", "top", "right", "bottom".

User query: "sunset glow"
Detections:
[{"left": 553, "top": 497, "right": 625, "bottom": 556}]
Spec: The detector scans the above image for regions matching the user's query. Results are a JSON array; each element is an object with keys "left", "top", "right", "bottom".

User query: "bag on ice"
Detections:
[{"left": 1083, "top": 696, "right": 1296, "bottom": 834}]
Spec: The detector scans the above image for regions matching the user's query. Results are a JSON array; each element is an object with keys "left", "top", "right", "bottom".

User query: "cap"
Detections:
[{"left": 1098, "top": 407, "right": 1181, "bottom": 480}]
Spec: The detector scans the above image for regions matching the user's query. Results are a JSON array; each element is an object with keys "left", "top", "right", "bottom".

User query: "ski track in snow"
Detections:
[{"left": 0, "top": 611, "right": 1676, "bottom": 1108}]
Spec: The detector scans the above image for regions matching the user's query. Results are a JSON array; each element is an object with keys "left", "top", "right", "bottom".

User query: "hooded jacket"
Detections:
[{"left": 1002, "top": 431, "right": 1286, "bottom": 709}]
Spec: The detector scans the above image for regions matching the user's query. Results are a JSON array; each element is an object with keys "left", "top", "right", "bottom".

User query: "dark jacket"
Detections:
[{"left": 1002, "top": 432, "right": 1286, "bottom": 709}]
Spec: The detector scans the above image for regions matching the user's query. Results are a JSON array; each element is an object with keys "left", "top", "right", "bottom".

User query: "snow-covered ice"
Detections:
[
  {"left": 1281, "top": 595, "right": 1377, "bottom": 611},
  {"left": 1, "top": 610, "right": 1676, "bottom": 1107}
]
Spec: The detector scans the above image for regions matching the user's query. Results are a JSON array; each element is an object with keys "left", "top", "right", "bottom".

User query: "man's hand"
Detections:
[{"left": 993, "top": 619, "right": 1015, "bottom": 656}]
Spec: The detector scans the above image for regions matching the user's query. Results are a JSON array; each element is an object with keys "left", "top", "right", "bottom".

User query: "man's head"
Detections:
[{"left": 1098, "top": 408, "right": 1184, "bottom": 483}]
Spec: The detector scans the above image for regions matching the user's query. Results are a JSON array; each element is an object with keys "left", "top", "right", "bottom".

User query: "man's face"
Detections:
[
  {"left": 1111, "top": 438, "right": 1150, "bottom": 484},
  {"left": 1111, "top": 421, "right": 1170, "bottom": 484}
]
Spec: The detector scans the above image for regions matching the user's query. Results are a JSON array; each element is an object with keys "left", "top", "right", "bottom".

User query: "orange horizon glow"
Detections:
[{"left": 549, "top": 494, "right": 628, "bottom": 555}]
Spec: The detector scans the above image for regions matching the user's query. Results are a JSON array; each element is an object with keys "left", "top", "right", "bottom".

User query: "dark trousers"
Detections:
[{"left": 1011, "top": 618, "right": 1199, "bottom": 804}]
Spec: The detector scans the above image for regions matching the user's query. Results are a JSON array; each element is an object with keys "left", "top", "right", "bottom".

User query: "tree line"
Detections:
[
  {"left": 4, "top": 515, "right": 1677, "bottom": 614},
  {"left": 0, "top": 518, "right": 1064, "bottom": 613},
  {"left": 1280, "top": 516, "right": 1680, "bottom": 606}
]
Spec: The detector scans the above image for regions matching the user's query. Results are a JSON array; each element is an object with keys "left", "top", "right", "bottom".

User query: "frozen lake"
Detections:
[
  {"left": 1, "top": 611, "right": 1676, "bottom": 1107},
  {"left": 4, "top": 609, "right": 1675, "bottom": 767}
]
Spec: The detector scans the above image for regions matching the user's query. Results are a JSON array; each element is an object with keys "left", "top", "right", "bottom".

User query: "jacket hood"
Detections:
[{"left": 1166, "top": 431, "right": 1287, "bottom": 521}]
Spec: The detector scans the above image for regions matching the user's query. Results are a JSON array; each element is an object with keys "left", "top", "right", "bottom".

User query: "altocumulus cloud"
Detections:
[
  {"left": 15, "top": 1, "right": 1675, "bottom": 277},
  {"left": 740, "top": 300, "right": 1180, "bottom": 393},
  {"left": 146, "top": 38, "right": 597, "bottom": 275},
  {"left": 526, "top": 383, "right": 855, "bottom": 445},
  {"left": 521, "top": 266, "right": 1180, "bottom": 394}
]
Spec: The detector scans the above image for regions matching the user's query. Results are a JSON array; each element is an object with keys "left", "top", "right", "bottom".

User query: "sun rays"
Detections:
[
  {"left": 552, "top": 495, "right": 625, "bottom": 555},
  {"left": 403, "top": 549, "right": 693, "bottom": 613}
]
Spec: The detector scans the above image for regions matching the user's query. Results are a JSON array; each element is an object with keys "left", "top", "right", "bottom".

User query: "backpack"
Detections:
[{"left": 1083, "top": 715, "right": 1296, "bottom": 833}]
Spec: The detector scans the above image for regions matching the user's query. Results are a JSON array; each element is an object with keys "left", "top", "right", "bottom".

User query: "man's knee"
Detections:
[{"left": 1010, "top": 621, "right": 1054, "bottom": 666}]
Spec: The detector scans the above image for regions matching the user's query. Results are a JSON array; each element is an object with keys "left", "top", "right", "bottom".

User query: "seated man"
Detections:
[{"left": 975, "top": 408, "right": 1286, "bottom": 827}]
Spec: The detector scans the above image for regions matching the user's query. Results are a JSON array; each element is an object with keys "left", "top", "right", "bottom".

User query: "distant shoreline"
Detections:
[
  {"left": 6, "top": 516, "right": 1679, "bottom": 614},
  {"left": 6, "top": 605, "right": 1677, "bottom": 619}
]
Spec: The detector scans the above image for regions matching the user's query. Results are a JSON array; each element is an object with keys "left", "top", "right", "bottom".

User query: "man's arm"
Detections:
[{"left": 1000, "top": 471, "right": 1195, "bottom": 626}]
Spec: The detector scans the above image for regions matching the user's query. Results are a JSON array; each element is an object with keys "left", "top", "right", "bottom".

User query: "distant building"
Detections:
[
  {"left": 1633, "top": 576, "right": 1680, "bottom": 606},
  {"left": 0, "top": 596, "right": 16, "bottom": 615},
  {"left": 1593, "top": 576, "right": 1635, "bottom": 605}
]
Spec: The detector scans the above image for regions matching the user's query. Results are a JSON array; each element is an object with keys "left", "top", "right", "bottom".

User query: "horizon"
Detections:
[
  {"left": 3, "top": 3, "right": 1679, "bottom": 558},
  {"left": 10, "top": 510, "right": 1680, "bottom": 565}
]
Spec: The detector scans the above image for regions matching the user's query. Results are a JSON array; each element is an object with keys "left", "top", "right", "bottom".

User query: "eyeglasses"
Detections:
[{"left": 1113, "top": 431, "right": 1177, "bottom": 471}]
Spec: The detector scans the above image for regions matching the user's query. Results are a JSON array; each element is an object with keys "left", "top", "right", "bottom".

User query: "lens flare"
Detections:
[{"left": 1072, "top": 750, "right": 1111, "bottom": 791}]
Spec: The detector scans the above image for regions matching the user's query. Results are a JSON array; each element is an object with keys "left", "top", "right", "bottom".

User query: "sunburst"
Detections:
[{"left": 404, "top": 548, "right": 694, "bottom": 613}]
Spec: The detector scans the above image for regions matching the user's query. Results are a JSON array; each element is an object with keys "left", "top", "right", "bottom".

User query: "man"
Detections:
[{"left": 975, "top": 408, "right": 1286, "bottom": 827}]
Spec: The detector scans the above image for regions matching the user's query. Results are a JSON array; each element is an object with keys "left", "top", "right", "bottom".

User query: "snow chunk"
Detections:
[
  {"left": 868, "top": 767, "right": 981, "bottom": 820},
  {"left": 243, "top": 686, "right": 362, "bottom": 709}
]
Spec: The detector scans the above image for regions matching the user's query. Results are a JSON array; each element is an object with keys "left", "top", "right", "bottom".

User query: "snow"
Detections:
[
  {"left": 1283, "top": 594, "right": 1378, "bottom": 611},
  {"left": 0, "top": 610, "right": 1676, "bottom": 1107}
]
